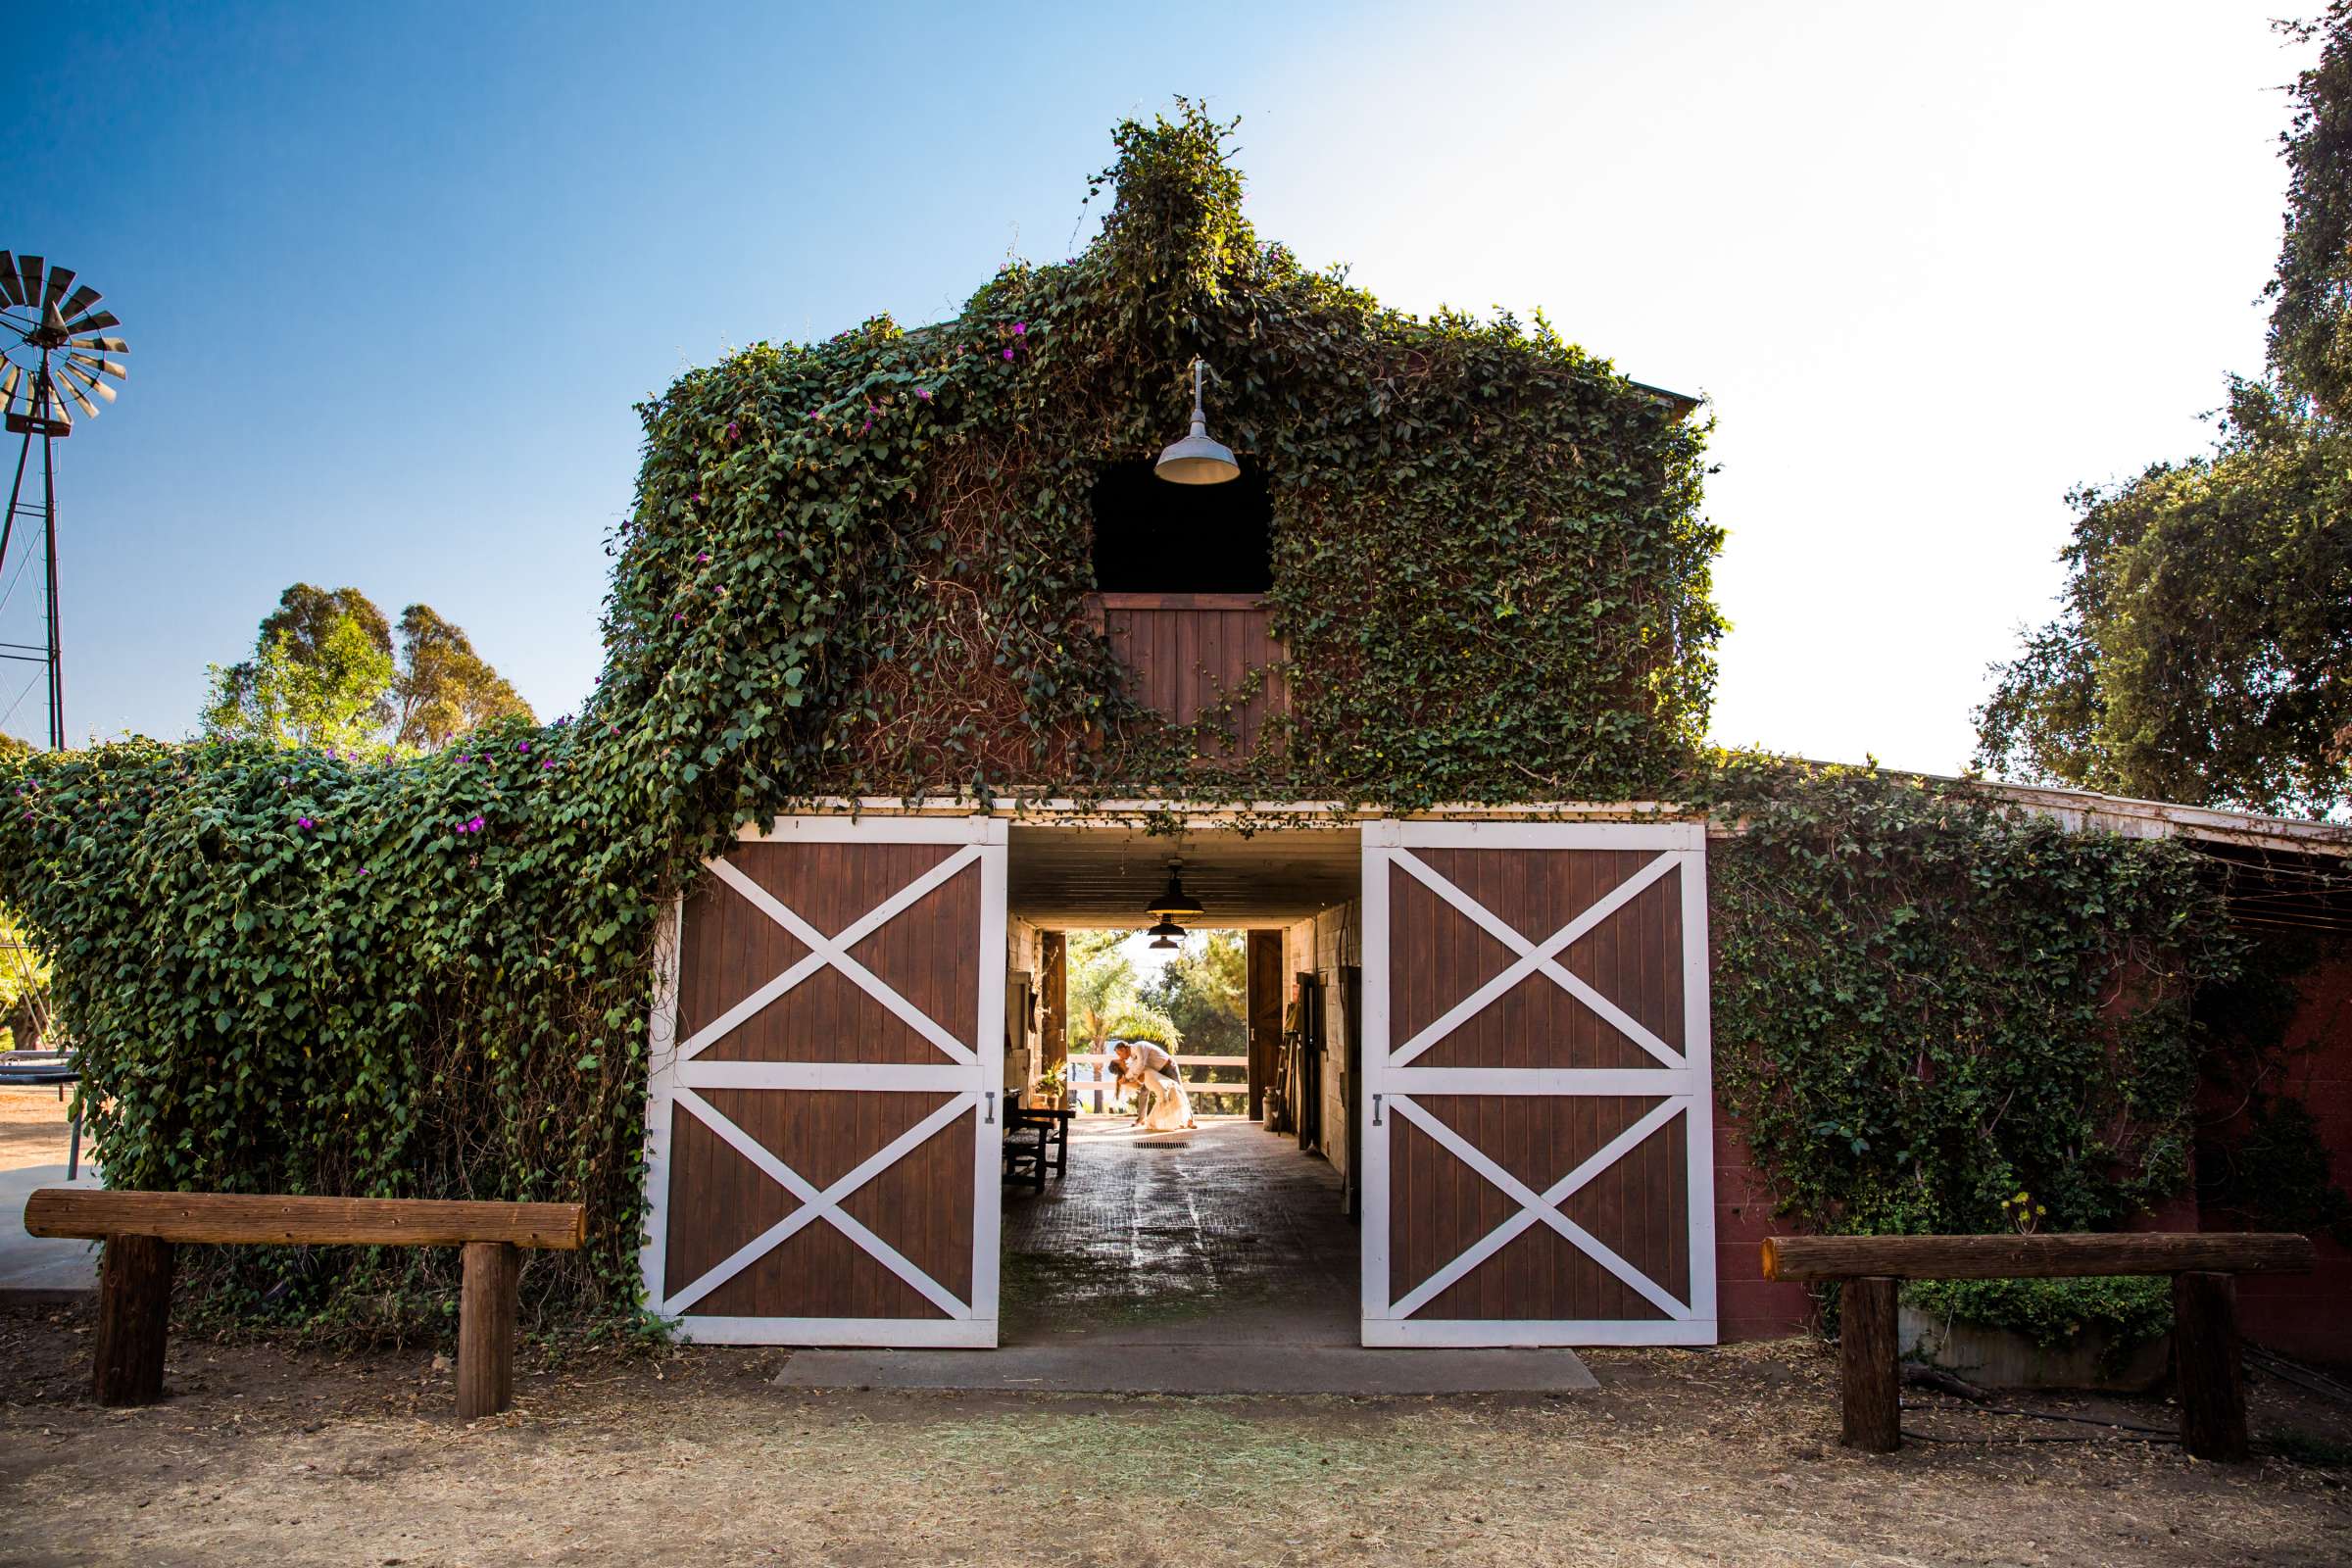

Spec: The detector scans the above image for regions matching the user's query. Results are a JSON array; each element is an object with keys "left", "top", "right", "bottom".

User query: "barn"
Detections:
[
  {"left": 616, "top": 110, "right": 2351, "bottom": 1354},
  {"left": 7, "top": 107, "right": 2346, "bottom": 1369}
]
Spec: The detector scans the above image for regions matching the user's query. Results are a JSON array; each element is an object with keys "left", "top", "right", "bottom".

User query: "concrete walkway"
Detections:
[
  {"left": 775, "top": 1117, "right": 1596, "bottom": 1395},
  {"left": 0, "top": 1090, "right": 99, "bottom": 1299}
]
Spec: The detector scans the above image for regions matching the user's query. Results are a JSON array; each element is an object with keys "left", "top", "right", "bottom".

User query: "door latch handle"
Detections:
[
  {"left": 1371, "top": 1094, "right": 1384, "bottom": 1128},
  {"left": 983, "top": 1090, "right": 997, "bottom": 1126}
]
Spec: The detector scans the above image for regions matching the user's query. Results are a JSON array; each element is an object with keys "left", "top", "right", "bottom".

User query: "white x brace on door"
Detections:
[
  {"left": 642, "top": 815, "right": 1004, "bottom": 1347},
  {"left": 1361, "top": 820, "right": 1717, "bottom": 1347}
]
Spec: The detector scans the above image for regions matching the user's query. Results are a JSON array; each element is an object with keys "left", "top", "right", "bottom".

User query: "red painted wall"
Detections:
[
  {"left": 2197, "top": 941, "right": 2352, "bottom": 1370},
  {"left": 1711, "top": 1113, "right": 1812, "bottom": 1341}
]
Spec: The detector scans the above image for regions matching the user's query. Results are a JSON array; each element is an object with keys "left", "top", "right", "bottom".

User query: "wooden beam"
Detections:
[
  {"left": 25, "top": 1190, "right": 586, "bottom": 1250},
  {"left": 2174, "top": 1272, "right": 2250, "bottom": 1462},
  {"left": 1761, "top": 1232, "right": 2312, "bottom": 1283},
  {"left": 1839, "top": 1277, "right": 1901, "bottom": 1453},
  {"left": 458, "top": 1241, "right": 520, "bottom": 1420},
  {"left": 93, "top": 1235, "right": 174, "bottom": 1406}
]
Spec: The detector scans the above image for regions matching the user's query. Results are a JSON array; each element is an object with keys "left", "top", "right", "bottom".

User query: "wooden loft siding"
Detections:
[{"left": 1084, "top": 592, "right": 1291, "bottom": 760}]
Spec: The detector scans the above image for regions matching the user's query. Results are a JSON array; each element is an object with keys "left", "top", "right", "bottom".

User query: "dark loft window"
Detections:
[{"left": 1089, "top": 460, "right": 1274, "bottom": 594}]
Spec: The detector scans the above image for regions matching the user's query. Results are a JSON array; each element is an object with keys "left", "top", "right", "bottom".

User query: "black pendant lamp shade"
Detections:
[{"left": 1146, "top": 859, "right": 1203, "bottom": 922}]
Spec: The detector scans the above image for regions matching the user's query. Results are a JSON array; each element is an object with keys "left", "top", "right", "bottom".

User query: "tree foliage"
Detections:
[
  {"left": 1977, "top": 9, "right": 2352, "bottom": 815},
  {"left": 204, "top": 584, "right": 533, "bottom": 754},
  {"left": 1142, "top": 930, "right": 1247, "bottom": 1056},
  {"left": 1974, "top": 383, "right": 2352, "bottom": 813},
  {"left": 2269, "top": 3, "right": 2352, "bottom": 418}
]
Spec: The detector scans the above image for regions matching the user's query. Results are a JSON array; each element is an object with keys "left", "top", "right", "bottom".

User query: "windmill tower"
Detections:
[{"left": 0, "top": 252, "right": 128, "bottom": 751}]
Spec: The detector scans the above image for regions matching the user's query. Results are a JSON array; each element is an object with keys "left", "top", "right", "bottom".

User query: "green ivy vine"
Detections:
[{"left": 1702, "top": 758, "right": 2240, "bottom": 1239}]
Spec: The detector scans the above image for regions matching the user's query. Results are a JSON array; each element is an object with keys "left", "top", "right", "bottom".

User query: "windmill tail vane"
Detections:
[{"left": 0, "top": 250, "right": 130, "bottom": 748}]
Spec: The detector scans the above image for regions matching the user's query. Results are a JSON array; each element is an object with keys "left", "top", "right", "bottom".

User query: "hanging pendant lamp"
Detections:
[
  {"left": 1146, "top": 859, "right": 1204, "bottom": 922},
  {"left": 1153, "top": 358, "right": 1241, "bottom": 485},
  {"left": 1145, "top": 916, "right": 1186, "bottom": 951}
]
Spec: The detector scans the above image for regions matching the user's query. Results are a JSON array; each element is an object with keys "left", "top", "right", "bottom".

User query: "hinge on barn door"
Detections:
[{"left": 983, "top": 1090, "right": 996, "bottom": 1125}]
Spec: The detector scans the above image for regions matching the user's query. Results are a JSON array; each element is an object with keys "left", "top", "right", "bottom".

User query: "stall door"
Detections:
[
  {"left": 642, "top": 815, "right": 1004, "bottom": 1347},
  {"left": 1361, "top": 821, "right": 1715, "bottom": 1347}
]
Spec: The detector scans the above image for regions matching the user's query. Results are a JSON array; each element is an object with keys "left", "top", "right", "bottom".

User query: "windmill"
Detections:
[{"left": 0, "top": 252, "right": 127, "bottom": 750}]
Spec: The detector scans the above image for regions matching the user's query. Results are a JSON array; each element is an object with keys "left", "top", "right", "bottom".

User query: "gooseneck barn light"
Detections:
[{"left": 1152, "top": 357, "right": 1240, "bottom": 485}]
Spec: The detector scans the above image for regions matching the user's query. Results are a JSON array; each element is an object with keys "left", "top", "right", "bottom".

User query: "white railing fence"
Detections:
[{"left": 1058, "top": 1050, "right": 1250, "bottom": 1113}]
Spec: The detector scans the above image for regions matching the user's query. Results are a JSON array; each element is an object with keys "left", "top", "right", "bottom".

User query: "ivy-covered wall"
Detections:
[
  {"left": 0, "top": 109, "right": 2251, "bottom": 1334},
  {"left": 607, "top": 105, "right": 1719, "bottom": 813}
]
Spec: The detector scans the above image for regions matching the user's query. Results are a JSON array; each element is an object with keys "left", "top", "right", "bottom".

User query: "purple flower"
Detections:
[
  {"left": 1003, "top": 348, "right": 1014, "bottom": 361},
  {"left": 517, "top": 741, "right": 530, "bottom": 753},
  {"left": 725, "top": 420, "right": 741, "bottom": 440},
  {"left": 1013, "top": 320, "right": 1027, "bottom": 336},
  {"left": 296, "top": 815, "right": 316, "bottom": 831},
  {"left": 915, "top": 386, "right": 931, "bottom": 401},
  {"left": 691, "top": 491, "right": 705, "bottom": 504},
  {"left": 360, "top": 867, "right": 371, "bottom": 876},
  {"left": 697, "top": 552, "right": 710, "bottom": 564},
  {"left": 542, "top": 760, "right": 556, "bottom": 771},
  {"left": 458, "top": 754, "right": 471, "bottom": 764}
]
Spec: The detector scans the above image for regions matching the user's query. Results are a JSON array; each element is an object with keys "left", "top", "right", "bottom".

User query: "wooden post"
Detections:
[
  {"left": 1839, "top": 1276, "right": 1901, "bottom": 1452},
  {"left": 2174, "top": 1271, "right": 2250, "bottom": 1462},
  {"left": 93, "top": 1234, "right": 175, "bottom": 1406},
  {"left": 457, "top": 1240, "right": 519, "bottom": 1419}
]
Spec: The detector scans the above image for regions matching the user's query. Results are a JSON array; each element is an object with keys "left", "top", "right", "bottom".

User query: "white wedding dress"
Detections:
[{"left": 1133, "top": 1066, "right": 1194, "bottom": 1131}]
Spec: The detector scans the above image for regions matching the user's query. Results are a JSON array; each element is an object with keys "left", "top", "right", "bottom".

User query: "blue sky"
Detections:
[{"left": 4, "top": 1, "right": 2320, "bottom": 775}]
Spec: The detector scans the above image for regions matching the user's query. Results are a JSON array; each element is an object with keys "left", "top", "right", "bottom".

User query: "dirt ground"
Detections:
[{"left": 0, "top": 1305, "right": 2342, "bottom": 1567}]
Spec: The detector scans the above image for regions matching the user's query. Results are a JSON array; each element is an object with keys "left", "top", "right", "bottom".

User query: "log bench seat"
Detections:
[
  {"left": 1760, "top": 1231, "right": 2317, "bottom": 1461},
  {"left": 24, "top": 1189, "right": 587, "bottom": 1417}
]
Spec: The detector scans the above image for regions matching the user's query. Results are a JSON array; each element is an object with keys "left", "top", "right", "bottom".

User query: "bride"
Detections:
[{"left": 1112, "top": 1039, "right": 1196, "bottom": 1132}]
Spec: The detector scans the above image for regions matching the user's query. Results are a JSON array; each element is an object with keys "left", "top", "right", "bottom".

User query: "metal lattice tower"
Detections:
[{"left": 0, "top": 251, "right": 128, "bottom": 750}]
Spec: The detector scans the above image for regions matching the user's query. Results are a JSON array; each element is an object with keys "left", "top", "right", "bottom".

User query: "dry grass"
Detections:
[{"left": 0, "top": 1307, "right": 2346, "bottom": 1566}]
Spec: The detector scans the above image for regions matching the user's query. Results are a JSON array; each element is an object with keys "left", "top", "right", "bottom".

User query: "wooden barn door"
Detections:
[
  {"left": 1361, "top": 821, "right": 1715, "bottom": 1347},
  {"left": 642, "top": 816, "right": 1005, "bottom": 1347}
]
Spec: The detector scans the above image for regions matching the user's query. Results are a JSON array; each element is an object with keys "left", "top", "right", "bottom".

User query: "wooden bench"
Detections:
[
  {"left": 24, "top": 1189, "right": 587, "bottom": 1418},
  {"left": 1761, "top": 1232, "right": 2316, "bottom": 1461}
]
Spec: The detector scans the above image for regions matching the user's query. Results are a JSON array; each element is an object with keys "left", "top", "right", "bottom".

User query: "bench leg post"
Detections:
[
  {"left": 1839, "top": 1276, "right": 1901, "bottom": 1453},
  {"left": 458, "top": 1241, "right": 519, "bottom": 1420},
  {"left": 94, "top": 1234, "right": 175, "bottom": 1406},
  {"left": 2174, "top": 1270, "right": 2249, "bottom": 1462}
]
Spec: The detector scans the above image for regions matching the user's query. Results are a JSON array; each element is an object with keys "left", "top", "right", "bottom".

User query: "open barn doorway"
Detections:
[{"left": 999, "top": 824, "right": 1366, "bottom": 1350}]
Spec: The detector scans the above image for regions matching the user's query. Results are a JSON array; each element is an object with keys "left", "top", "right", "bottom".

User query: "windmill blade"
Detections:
[
  {"left": 40, "top": 266, "right": 75, "bottom": 311},
  {"left": 59, "top": 284, "right": 101, "bottom": 319},
  {"left": 0, "top": 253, "right": 18, "bottom": 307},
  {"left": 15, "top": 258, "right": 42, "bottom": 313},
  {"left": 54, "top": 372, "right": 98, "bottom": 418},
  {"left": 63, "top": 310, "right": 119, "bottom": 335},
  {"left": 0, "top": 364, "right": 18, "bottom": 407},
  {"left": 60, "top": 362, "right": 115, "bottom": 404},
  {"left": 73, "top": 335, "right": 127, "bottom": 355},
  {"left": 68, "top": 351, "right": 126, "bottom": 381},
  {"left": 33, "top": 382, "right": 70, "bottom": 428}
]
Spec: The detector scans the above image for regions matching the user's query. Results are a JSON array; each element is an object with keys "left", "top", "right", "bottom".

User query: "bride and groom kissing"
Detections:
[{"left": 1107, "top": 1038, "right": 1197, "bottom": 1132}]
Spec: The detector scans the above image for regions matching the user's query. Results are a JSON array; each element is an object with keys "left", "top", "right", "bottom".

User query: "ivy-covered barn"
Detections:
[{"left": 4, "top": 107, "right": 2346, "bottom": 1362}]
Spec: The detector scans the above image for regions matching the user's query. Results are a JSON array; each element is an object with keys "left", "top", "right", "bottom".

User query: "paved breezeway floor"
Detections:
[{"left": 774, "top": 1115, "right": 1599, "bottom": 1393}]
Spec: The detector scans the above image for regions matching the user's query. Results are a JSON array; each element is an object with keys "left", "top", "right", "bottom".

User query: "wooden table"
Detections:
[{"left": 1003, "top": 1103, "right": 1073, "bottom": 1193}]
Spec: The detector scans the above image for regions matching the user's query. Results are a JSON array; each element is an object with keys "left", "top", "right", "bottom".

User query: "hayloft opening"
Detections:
[{"left": 1088, "top": 460, "right": 1274, "bottom": 594}]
